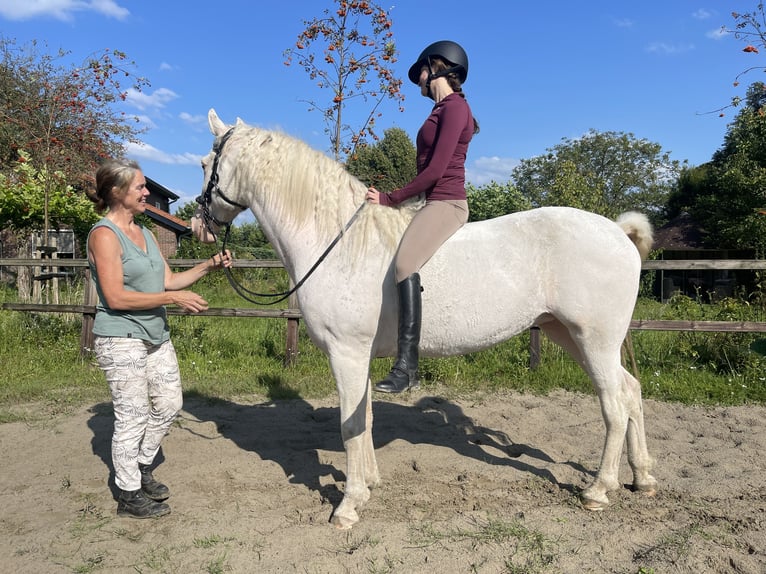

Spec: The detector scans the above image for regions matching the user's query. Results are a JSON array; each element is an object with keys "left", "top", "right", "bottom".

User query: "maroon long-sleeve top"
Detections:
[{"left": 379, "top": 92, "right": 474, "bottom": 206}]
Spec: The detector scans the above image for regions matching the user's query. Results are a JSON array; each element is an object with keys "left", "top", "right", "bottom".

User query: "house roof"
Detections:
[
  {"left": 144, "top": 204, "right": 190, "bottom": 234},
  {"left": 653, "top": 212, "right": 708, "bottom": 250},
  {"left": 145, "top": 176, "right": 180, "bottom": 201}
]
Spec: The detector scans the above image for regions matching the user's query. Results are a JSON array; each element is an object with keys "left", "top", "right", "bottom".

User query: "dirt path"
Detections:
[{"left": 1, "top": 389, "right": 764, "bottom": 573}]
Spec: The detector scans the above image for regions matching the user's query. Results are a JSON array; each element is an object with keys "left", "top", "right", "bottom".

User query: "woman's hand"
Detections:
[
  {"left": 365, "top": 187, "right": 381, "bottom": 204},
  {"left": 170, "top": 290, "right": 209, "bottom": 313},
  {"left": 210, "top": 249, "right": 233, "bottom": 270}
]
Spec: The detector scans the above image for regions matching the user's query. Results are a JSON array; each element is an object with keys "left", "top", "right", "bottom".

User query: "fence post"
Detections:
[
  {"left": 529, "top": 326, "right": 541, "bottom": 369},
  {"left": 284, "top": 287, "right": 299, "bottom": 367},
  {"left": 79, "top": 269, "right": 96, "bottom": 357}
]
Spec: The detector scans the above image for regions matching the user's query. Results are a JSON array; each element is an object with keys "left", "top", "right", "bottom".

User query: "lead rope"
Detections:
[{"left": 216, "top": 202, "right": 366, "bottom": 306}]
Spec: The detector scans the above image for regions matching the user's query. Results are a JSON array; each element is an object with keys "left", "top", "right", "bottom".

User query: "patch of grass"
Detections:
[
  {"left": 333, "top": 531, "right": 380, "bottom": 555},
  {"left": 193, "top": 534, "right": 235, "bottom": 549},
  {"left": 3, "top": 283, "right": 766, "bottom": 419},
  {"left": 204, "top": 552, "right": 229, "bottom": 574},
  {"left": 412, "top": 516, "right": 558, "bottom": 573},
  {"left": 633, "top": 523, "right": 703, "bottom": 565}
]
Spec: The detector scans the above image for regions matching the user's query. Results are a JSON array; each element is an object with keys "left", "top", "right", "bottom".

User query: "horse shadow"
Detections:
[
  {"left": 176, "top": 387, "right": 591, "bottom": 509},
  {"left": 85, "top": 385, "right": 592, "bottom": 511}
]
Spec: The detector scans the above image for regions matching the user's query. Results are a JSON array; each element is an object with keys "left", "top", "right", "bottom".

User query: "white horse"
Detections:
[{"left": 192, "top": 109, "right": 658, "bottom": 530}]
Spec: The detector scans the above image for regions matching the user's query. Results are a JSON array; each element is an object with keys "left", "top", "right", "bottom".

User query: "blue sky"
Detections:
[{"left": 0, "top": 1, "right": 759, "bottom": 216}]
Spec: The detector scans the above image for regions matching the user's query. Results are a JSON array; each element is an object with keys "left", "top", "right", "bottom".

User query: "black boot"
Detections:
[
  {"left": 117, "top": 488, "right": 170, "bottom": 519},
  {"left": 140, "top": 464, "right": 170, "bottom": 501},
  {"left": 375, "top": 273, "right": 422, "bottom": 394}
]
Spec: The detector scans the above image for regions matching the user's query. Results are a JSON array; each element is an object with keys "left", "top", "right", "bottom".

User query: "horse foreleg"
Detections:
[
  {"left": 328, "top": 355, "right": 378, "bottom": 530},
  {"left": 621, "top": 367, "right": 657, "bottom": 496}
]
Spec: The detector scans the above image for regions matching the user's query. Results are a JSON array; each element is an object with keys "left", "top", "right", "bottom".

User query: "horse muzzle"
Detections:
[{"left": 191, "top": 206, "right": 218, "bottom": 244}]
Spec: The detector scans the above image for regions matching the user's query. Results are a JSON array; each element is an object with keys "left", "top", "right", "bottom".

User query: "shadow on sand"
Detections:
[{"left": 85, "top": 387, "right": 592, "bottom": 511}]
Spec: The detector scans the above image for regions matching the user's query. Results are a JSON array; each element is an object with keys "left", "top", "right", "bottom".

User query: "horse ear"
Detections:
[
  {"left": 208, "top": 108, "right": 227, "bottom": 137},
  {"left": 236, "top": 117, "right": 245, "bottom": 126}
]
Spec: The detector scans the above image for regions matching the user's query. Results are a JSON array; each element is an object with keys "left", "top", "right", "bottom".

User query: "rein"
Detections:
[{"left": 196, "top": 127, "right": 366, "bottom": 306}]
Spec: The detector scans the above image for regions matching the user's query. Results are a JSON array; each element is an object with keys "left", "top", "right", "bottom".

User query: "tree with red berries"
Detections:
[
  {"left": 283, "top": 1, "right": 404, "bottom": 161},
  {"left": 714, "top": 5, "right": 766, "bottom": 114},
  {"left": 0, "top": 37, "right": 149, "bottom": 246}
]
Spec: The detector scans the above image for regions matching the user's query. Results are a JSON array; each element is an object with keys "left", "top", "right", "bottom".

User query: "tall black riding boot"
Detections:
[{"left": 375, "top": 273, "right": 422, "bottom": 394}]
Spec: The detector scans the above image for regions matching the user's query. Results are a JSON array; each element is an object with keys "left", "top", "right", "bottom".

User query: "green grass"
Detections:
[{"left": 2, "top": 275, "right": 766, "bottom": 422}]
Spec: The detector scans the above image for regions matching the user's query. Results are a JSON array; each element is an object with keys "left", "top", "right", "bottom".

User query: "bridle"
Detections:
[
  {"left": 195, "top": 126, "right": 365, "bottom": 306},
  {"left": 196, "top": 128, "right": 248, "bottom": 227}
]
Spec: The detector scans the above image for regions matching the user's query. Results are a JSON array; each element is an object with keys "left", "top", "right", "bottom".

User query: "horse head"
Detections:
[{"left": 192, "top": 109, "right": 249, "bottom": 243}]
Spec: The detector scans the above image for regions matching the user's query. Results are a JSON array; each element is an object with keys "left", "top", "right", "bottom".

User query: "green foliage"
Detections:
[
  {"left": 346, "top": 127, "right": 416, "bottom": 192},
  {"left": 175, "top": 220, "right": 276, "bottom": 262},
  {"left": 632, "top": 295, "right": 766, "bottom": 404},
  {"left": 668, "top": 82, "right": 766, "bottom": 253},
  {"left": 3, "top": 280, "right": 766, "bottom": 413},
  {"left": 173, "top": 200, "right": 199, "bottom": 223},
  {"left": 466, "top": 181, "right": 532, "bottom": 222},
  {"left": 0, "top": 150, "right": 99, "bottom": 243},
  {"left": 512, "top": 130, "right": 682, "bottom": 222}
]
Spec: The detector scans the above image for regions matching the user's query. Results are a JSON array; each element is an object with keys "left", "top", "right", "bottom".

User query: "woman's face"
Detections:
[
  {"left": 122, "top": 171, "right": 149, "bottom": 213},
  {"left": 418, "top": 65, "right": 430, "bottom": 96}
]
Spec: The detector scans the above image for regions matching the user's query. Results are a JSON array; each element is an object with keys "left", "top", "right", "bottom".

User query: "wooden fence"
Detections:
[{"left": 3, "top": 258, "right": 766, "bottom": 369}]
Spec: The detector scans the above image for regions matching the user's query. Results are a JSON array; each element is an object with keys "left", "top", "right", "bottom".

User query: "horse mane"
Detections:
[{"left": 230, "top": 124, "right": 423, "bottom": 261}]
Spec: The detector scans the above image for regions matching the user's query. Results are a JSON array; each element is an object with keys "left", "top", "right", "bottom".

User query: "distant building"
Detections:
[
  {"left": 653, "top": 212, "right": 754, "bottom": 301},
  {"left": 142, "top": 177, "right": 191, "bottom": 257}
]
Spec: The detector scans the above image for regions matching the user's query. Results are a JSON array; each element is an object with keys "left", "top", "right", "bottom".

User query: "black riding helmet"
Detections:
[{"left": 407, "top": 40, "right": 469, "bottom": 85}]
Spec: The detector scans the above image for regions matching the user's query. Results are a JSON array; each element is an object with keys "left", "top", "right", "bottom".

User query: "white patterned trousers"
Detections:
[{"left": 94, "top": 337, "right": 183, "bottom": 491}]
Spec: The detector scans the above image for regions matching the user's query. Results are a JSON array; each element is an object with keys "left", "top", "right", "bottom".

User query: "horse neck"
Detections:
[{"left": 237, "top": 136, "right": 364, "bottom": 279}]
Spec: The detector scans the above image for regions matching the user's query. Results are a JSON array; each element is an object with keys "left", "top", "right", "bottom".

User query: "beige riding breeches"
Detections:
[{"left": 394, "top": 199, "right": 469, "bottom": 282}]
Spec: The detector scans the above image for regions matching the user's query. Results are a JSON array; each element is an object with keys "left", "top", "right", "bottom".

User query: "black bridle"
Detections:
[{"left": 195, "top": 127, "right": 365, "bottom": 306}]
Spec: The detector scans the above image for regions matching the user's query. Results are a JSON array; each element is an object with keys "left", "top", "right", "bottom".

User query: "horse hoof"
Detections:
[
  {"left": 581, "top": 497, "right": 608, "bottom": 511},
  {"left": 330, "top": 509, "right": 358, "bottom": 530},
  {"left": 633, "top": 484, "right": 658, "bottom": 497}
]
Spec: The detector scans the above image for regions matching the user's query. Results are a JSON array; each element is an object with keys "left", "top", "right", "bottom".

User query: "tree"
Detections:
[
  {"left": 512, "top": 130, "right": 681, "bottom": 222},
  {"left": 173, "top": 200, "right": 199, "bottom": 223},
  {"left": 709, "top": 3, "right": 766, "bottom": 115},
  {"left": 466, "top": 181, "right": 532, "bottom": 222},
  {"left": 283, "top": 1, "right": 404, "bottom": 160},
  {"left": 0, "top": 37, "right": 149, "bottom": 243},
  {"left": 0, "top": 149, "right": 99, "bottom": 241},
  {"left": 668, "top": 82, "right": 766, "bottom": 253},
  {"left": 345, "top": 126, "right": 415, "bottom": 191}
]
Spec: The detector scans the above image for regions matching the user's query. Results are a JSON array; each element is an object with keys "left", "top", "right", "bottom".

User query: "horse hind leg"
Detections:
[
  {"left": 539, "top": 320, "right": 650, "bottom": 510},
  {"left": 622, "top": 367, "right": 657, "bottom": 497}
]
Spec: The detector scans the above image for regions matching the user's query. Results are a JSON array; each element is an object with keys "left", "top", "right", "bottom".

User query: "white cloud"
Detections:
[
  {"left": 465, "top": 156, "right": 519, "bottom": 186},
  {"left": 692, "top": 9, "right": 712, "bottom": 20},
  {"left": 125, "top": 87, "right": 179, "bottom": 112},
  {"left": 707, "top": 27, "right": 728, "bottom": 40},
  {"left": 646, "top": 42, "right": 695, "bottom": 55},
  {"left": 179, "top": 112, "right": 207, "bottom": 129},
  {"left": 613, "top": 18, "right": 634, "bottom": 28},
  {"left": 132, "top": 114, "right": 157, "bottom": 130},
  {"left": 0, "top": 0, "right": 129, "bottom": 21},
  {"left": 125, "top": 140, "right": 202, "bottom": 166}
]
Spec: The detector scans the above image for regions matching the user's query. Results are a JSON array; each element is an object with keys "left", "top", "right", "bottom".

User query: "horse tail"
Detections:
[{"left": 616, "top": 211, "right": 653, "bottom": 261}]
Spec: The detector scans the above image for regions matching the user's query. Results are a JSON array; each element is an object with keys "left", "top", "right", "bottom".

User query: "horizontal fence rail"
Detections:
[{"left": 3, "top": 258, "right": 766, "bottom": 368}]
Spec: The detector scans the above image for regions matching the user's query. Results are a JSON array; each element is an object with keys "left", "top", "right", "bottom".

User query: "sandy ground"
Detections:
[{"left": 1, "top": 388, "right": 764, "bottom": 574}]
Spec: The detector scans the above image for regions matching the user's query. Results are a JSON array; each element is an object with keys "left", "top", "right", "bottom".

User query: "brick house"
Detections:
[{"left": 144, "top": 176, "right": 191, "bottom": 258}]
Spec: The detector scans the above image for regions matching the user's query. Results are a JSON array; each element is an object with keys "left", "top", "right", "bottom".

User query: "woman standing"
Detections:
[
  {"left": 366, "top": 40, "right": 479, "bottom": 393},
  {"left": 86, "top": 159, "right": 231, "bottom": 518}
]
